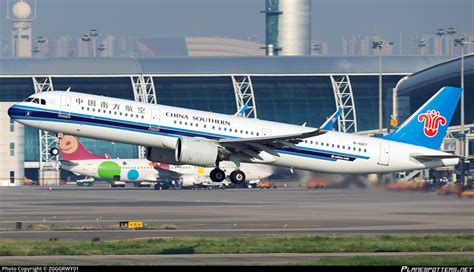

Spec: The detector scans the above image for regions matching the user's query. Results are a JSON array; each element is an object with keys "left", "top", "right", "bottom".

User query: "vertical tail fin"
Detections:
[
  {"left": 59, "top": 135, "right": 106, "bottom": 160},
  {"left": 383, "top": 86, "right": 462, "bottom": 150}
]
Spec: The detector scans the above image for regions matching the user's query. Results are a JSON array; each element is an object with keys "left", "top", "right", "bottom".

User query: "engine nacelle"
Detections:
[
  {"left": 175, "top": 137, "right": 218, "bottom": 166},
  {"left": 146, "top": 147, "right": 179, "bottom": 164}
]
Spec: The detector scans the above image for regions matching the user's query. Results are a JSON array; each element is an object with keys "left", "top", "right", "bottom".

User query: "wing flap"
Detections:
[{"left": 218, "top": 129, "right": 325, "bottom": 145}]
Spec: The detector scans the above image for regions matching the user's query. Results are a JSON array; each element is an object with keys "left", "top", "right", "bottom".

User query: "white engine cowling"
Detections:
[
  {"left": 146, "top": 147, "right": 179, "bottom": 164},
  {"left": 175, "top": 137, "right": 218, "bottom": 166}
]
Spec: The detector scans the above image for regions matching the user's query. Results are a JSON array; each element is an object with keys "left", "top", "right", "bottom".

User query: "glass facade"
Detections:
[
  {"left": 252, "top": 76, "right": 334, "bottom": 127},
  {"left": 350, "top": 75, "right": 406, "bottom": 130},
  {"left": 398, "top": 73, "right": 473, "bottom": 126},
  {"left": 153, "top": 77, "right": 236, "bottom": 114},
  {"left": 264, "top": 0, "right": 280, "bottom": 49},
  {"left": 0, "top": 78, "right": 34, "bottom": 101}
]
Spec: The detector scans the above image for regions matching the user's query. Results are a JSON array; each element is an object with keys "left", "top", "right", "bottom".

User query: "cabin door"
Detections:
[
  {"left": 377, "top": 143, "right": 390, "bottom": 166},
  {"left": 59, "top": 95, "right": 71, "bottom": 118},
  {"left": 149, "top": 109, "right": 160, "bottom": 131}
]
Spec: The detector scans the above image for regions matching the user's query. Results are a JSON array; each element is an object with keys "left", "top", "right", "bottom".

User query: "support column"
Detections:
[
  {"left": 131, "top": 75, "right": 157, "bottom": 159},
  {"left": 231, "top": 75, "right": 258, "bottom": 119},
  {"left": 32, "top": 77, "right": 60, "bottom": 186},
  {"left": 330, "top": 75, "right": 358, "bottom": 133}
]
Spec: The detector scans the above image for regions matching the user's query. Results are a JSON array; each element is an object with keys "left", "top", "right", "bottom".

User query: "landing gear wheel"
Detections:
[
  {"left": 210, "top": 168, "right": 226, "bottom": 182},
  {"left": 57, "top": 133, "right": 64, "bottom": 140},
  {"left": 230, "top": 170, "right": 246, "bottom": 184},
  {"left": 50, "top": 147, "right": 59, "bottom": 156}
]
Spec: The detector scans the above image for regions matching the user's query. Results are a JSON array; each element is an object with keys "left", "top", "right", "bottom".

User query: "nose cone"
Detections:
[{"left": 7, "top": 104, "right": 17, "bottom": 119}]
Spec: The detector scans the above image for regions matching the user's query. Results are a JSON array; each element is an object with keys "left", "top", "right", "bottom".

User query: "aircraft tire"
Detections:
[
  {"left": 230, "top": 170, "right": 246, "bottom": 184},
  {"left": 210, "top": 168, "right": 226, "bottom": 182},
  {"left": 50, "top": 147, "right": 59, "bottom": 156}
]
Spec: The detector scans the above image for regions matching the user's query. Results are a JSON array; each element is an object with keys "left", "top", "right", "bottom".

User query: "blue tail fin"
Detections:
[{"left": 383, "top": 86, "right": 462, "bottom": 150}]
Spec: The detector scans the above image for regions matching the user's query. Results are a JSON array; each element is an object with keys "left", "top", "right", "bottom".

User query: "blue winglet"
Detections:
[
  {"left": 234, "top": 103, "right": 249, "bottom": 117},
  {"left": 320, "top": 107, "right": 343, "bottom": 130},
  {"left": 383, "top": 86, "right": 462, "bottom": 150}
]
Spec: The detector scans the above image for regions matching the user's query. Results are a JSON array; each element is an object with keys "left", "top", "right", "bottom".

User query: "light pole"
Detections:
[
  {"left": 81, "top": 34, "right": 91, "bottom": 57},
  {"left": 418, "top": 39, "right": 428, "bottom": 56},
  {"left": 312, "top": 42, "right": 321, "bottom": 55},
  {"left": 98, "top": 44, "right": 106, "bottom": 56},
  {"left": 446, "top": 28, "right": 456, "bottom": 55},
  {"left": 454, "top": 35, "right": 472, "bottom": 187},
  {"left": 32, "top": 36, "right": 47, "bottom": 56},
  {"left": 89, "top": 29, "right": 100, "bottom": 57},
  {"left": 435, "top": 28, "right": 445, "bottom": 55},
  {"left": 372, "top": 40, "right": 394, "bottom": 134}
]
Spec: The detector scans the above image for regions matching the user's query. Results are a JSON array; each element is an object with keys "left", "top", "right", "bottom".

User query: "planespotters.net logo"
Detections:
[
  {"left": 417, "top": 110, "right": 447, "bottom": 137},
  {"left": 401, "top": 266, "right": 474, "bottom": 272}
]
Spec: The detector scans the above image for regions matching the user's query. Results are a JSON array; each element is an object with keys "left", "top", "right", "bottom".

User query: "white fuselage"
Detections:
[
  {"left": 61, "top": 159, "right": 158, "bottom": 182},
  {"left": 11, "top": 91, "right": 458, "bottom": 174}
]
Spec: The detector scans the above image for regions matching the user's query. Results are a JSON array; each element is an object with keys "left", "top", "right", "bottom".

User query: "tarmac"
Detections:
[{"left": 0, "top": 185, "right": 472, "bottom": 241}]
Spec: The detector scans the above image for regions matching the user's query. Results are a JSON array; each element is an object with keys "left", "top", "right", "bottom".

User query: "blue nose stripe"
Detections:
[
  {"left": 7, "top": 106, "right": 31, "bottom": 119},
  {"left": 7, "top": 105, "right": 20, "bottom": 119}
]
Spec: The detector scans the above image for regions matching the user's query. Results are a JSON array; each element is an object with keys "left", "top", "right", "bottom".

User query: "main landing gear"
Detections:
[
  {"left": 229, "top": 170, "right": 246, "bottom": 184},
  {"left": 209, "top": 167, "right": 246, "bottom": 184}
]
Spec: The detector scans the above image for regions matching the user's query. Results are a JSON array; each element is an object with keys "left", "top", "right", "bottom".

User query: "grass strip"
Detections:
[{"left": 0, "top": 234, "right": 473, "bottom": 256}]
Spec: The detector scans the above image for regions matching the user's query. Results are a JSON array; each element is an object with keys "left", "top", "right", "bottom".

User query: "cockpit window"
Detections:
[{"left": 24, "top": 97, "right": 46, "bottom": 105}]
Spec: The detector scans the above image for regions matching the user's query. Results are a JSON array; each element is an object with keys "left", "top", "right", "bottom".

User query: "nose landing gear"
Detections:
[{"left": 50, "top": 147, "right": 60, "bottom": 156}]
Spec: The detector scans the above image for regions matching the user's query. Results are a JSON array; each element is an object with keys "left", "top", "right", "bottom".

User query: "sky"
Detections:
[{"left": 1, "top": 0, "right": 473, "bottom": 55}]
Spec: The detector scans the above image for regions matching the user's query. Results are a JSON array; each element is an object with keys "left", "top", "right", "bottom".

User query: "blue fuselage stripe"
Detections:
[{"left": 10, "top": 105, "right": 369, "bottom": 162}]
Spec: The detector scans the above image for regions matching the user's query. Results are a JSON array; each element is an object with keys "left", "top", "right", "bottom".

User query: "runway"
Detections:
[
  {"left": 0, "top": 186, "right": 472, "bottom": 241},
  {"left": 1, "top": 252, "right": 473, "bottom": 265}
]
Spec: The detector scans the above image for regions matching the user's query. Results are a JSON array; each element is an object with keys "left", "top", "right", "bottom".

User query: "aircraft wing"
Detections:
[
  {"left": 219, "top": 129, "right": 324, "bottom": 145},
  {"left": 410, "top": 154, "right": 460, "bottom": 160},
  {"left": 59, "top": 160, "right": 79, "bottom": 166},
  {"left": 154, "top": 164, "right": 183, "bottom": 179},
  {"left": 217, "top": 129, "right": 326, "bottom": 158}
]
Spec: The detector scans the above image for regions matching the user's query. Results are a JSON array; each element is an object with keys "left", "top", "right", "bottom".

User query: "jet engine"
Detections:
[
  {"left": 146, "top": 147, "right": 179, "bottom": 164},
  {"left": 175, "top": 137, "right": 219, "bottom": 166}
]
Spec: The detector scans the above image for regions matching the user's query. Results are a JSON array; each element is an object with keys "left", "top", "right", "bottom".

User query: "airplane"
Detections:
[
  {"left": 58, "top": 135, "right": 273, "bottom": 189},
  {"left": 8, "top": 86, "right": 461, "bottom": 184}
]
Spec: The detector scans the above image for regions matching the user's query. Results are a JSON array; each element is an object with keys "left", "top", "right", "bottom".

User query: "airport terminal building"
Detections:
[{"left": 0, "top": 55, "right": 472, "bottom": 185}]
